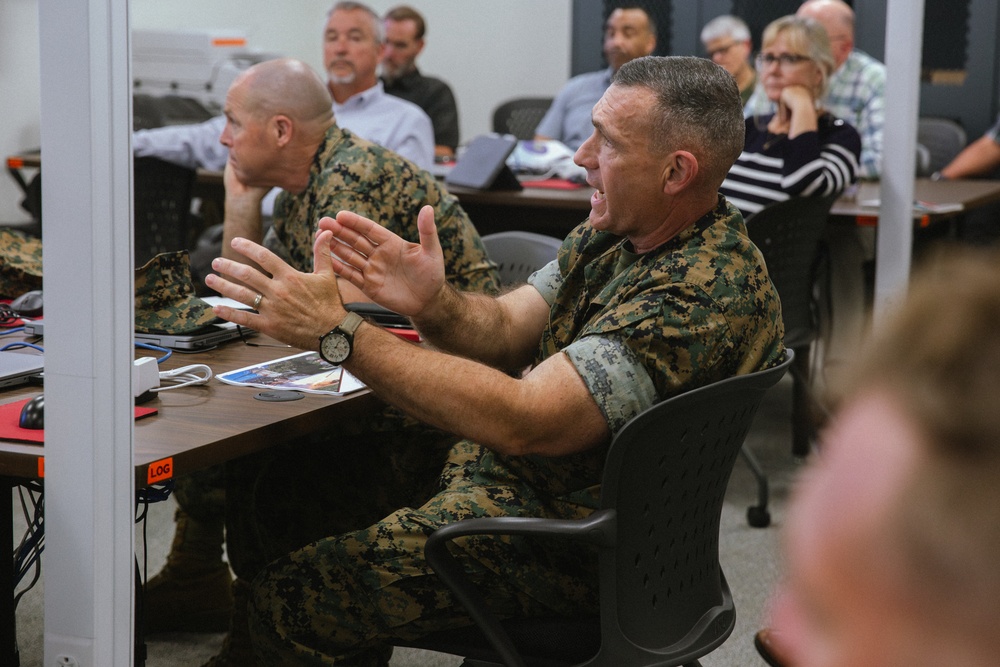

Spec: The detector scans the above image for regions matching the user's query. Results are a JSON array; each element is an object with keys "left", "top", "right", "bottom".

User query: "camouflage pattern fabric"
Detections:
[
  {"left": 134, "top": 250, "right": 218, "bottom": 334},
  {"left": 270, "top": 125, "right": 497, "bottom": 295},
  {"left": 0, "top": 228, "right": 43, "bottom": 299},
  {"left": 247, "top": 196, "right": 785, "bottom": 664}
]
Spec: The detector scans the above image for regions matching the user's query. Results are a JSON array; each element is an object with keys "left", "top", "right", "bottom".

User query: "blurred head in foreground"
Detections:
[{"left": 774, "top": 246, "right": 1000, "bottom": 667}]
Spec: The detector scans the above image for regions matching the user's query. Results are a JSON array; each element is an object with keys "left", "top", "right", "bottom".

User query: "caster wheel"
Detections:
[{"left": 747, "top": 506, "right": 771, "bottom": 528}]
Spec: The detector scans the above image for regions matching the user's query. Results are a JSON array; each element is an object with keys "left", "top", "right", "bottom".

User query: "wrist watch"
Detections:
[{"left": 318, "top": 311, "right": 364, "bottom": 365}]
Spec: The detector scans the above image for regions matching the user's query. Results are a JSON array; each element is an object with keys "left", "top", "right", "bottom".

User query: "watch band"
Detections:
[{"left": 337, "top": 310, "right": 364, "bottom": 337}]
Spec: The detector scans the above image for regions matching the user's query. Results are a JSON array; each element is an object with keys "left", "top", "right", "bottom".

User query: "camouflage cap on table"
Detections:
[
  {"left": 0, "top": 228, "right": 43, "bottom": 299},
  {"left": 135, "top": 250, "right": 217, "bottom": 334}
]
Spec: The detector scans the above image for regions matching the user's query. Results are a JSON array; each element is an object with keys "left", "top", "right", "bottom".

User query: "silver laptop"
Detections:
[
  {"left": 134, "top": 320, "right": 254, "bottom": 350},
  {"left": 0, "top": 350, "right": 44, "bottom": 388},
  {"left": 25, "top": 320, "right": 254, "bottom": 351}
]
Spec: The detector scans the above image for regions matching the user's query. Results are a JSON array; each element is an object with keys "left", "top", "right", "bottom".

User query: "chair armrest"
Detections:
[{"left": 423, "top": 509, "right": 616, "bottom": 667}]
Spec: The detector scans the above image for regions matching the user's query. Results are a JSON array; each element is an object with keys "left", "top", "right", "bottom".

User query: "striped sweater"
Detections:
[{"left": 720, "top": 113, "right": 861, "bottom": 218}]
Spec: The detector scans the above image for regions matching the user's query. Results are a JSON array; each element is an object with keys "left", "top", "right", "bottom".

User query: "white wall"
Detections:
[
  {"left": 0, "top": 0, "right": 42, "bottom": 225},
  {"left": 0, "top": 0, "right": 573, "bottom": 223}
]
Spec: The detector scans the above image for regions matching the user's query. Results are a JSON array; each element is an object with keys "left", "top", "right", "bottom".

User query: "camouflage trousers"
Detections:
[
  {"left": 172, "top": 465, "right": 226, "bottom": 524},
  {"left": 223, "top": 410, "right": 460, "bottom": 582},
  {"left": 247, "top": 440, "right": 600, "bottom": 665}
]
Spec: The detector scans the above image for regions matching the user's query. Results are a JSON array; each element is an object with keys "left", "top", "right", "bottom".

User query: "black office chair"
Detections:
[
  {"left": 481, "top": 231, "right": 563, "bottom": 285},
  {"left": 133, "top": 156, "right": 197, "bottom": 267},
  {"left": 400, "top": 353, "right": 792, "bottom": 666},
  {"left": 740, "top": 194, "right": 838, "bottom": 527},
  {"left": 492, "top": 98, "right": 554, "bottom": 140}
]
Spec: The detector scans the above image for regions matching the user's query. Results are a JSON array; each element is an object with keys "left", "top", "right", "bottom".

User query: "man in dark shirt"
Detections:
[{"left": 381, "top": 4, "right": 460, "bottom": 158}]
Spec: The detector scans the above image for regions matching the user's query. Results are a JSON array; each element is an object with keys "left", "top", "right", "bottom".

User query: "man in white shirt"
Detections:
[
  {"left": 133, "top": 2, "right": 434, "bottom": 172},
  {"left": 323, "top": 1, "right": 434, "bottom": 170}
]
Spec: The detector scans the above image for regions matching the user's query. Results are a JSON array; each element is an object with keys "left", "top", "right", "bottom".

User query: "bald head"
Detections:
[
  {"left": 236, "top": 58, "right": 334, "bottom": 129},
  {"left": 798, "top": 0, "right": 855, "bottom": 67},
  {"left": 222, "top": 58, "right": 335, "bottom": 192}
]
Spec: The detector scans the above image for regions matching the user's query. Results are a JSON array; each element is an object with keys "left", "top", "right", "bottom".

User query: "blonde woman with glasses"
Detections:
[{"left": 719, "top": 15, "right": 860, "bottom": 218}]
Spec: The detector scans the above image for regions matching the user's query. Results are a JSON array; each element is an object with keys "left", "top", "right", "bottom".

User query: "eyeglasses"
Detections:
[
  {"left": 707, "top": 41, "right": 739, "bottom": 59},
  {"left": 756, "top": 52, "right": 812, "bottom": 68}
]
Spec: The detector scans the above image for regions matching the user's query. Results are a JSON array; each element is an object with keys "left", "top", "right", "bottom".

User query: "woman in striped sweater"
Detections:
[{"left": 720, "top": 15, "right": 860, "bottom": 219}]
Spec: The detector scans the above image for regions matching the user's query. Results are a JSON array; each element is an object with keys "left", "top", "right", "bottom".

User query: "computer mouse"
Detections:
[
  {"left": 19, "top": 394, "right": 44, "bottom": 430},
  {"left": 10, "top": 290, "right": 43, "bottom": 318}
]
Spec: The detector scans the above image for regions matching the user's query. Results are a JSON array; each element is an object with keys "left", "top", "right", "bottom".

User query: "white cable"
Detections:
[{"left": 153, "top": 363, "right": 214, "bottom": 392}]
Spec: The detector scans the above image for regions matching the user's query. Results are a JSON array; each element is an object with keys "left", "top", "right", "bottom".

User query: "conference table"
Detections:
[
  {"left": 829, "top": 178, "right": 1000, "bottom": 225},
  {"left": 10, "top": 149, "right": 1000, "bottom": 236},
  {"left": 447, "top": 177, "right": 1000, "bottom": 238},
  {"left": 0, "top": 333, "right": 383, "bottom": 666}
]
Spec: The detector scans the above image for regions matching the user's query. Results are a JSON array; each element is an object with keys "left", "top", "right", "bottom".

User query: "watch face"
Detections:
[{"left": 321, "top": 333, "right": 351, "bottom": 364}]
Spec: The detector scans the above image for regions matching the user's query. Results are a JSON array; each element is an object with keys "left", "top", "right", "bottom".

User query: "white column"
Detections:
[
  {"left": 873, "top": 0, "right": 926, "bottom": 325},
  {"left": 39, "top": 0, "right": 136, "bottom": 664}
]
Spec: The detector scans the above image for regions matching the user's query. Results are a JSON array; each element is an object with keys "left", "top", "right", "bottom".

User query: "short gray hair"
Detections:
[
  {"left": 700, "top": 14, "right": 751, "bottom": 44},
  {"left": 612, "top": 56, "right": 744, "bottom": 188},
  {"left": 328, "top": 1, "right": 384, "bottom": 44}
]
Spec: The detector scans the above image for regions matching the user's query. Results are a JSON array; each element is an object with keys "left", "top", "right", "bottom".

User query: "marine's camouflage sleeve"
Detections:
[
  {"left": 271, "top": 126, "right": 498, "bottom": 295},
  {"left": 542, "top": 195, "right": 784, "bottom": 413}
]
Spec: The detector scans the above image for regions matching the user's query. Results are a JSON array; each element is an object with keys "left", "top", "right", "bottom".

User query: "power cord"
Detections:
[
  {"left": 153, "top": 363, "right": 213, "bottom": 391},
  {"left": 13, "top": 480, "right": 44, "bottom": 611}
]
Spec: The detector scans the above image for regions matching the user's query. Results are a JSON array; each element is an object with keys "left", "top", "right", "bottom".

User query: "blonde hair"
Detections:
[{"left": 761, "top": 15, "right": 835, "bottom": 100}]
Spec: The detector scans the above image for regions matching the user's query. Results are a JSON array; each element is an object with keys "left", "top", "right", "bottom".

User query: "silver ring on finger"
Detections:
[{"left": 252, "top": 293, "right": 263, "bottom": 310}]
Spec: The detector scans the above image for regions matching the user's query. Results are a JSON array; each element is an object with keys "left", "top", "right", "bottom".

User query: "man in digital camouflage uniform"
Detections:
[
  {"left": 161, "top": 57, "right": 497, "bottom": 665},
  {"left": 207, "top": 55, "right": 784, "bottom": 664}
]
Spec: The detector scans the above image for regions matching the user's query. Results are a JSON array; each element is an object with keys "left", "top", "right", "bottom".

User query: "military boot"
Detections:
[
  {"left": 144, "top": 508, "right": 233, "bottom": 634},
  {"left": 202, "top": 578, "right": 258, "bottom": 667}
]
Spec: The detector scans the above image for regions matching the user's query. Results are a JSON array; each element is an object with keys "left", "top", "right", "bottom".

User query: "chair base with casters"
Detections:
[
  {"left": 397, "top": 354, "right": 792, "bottom": 666},
  {"left": 741, "top": 194, "right": 839, "bottom": 526}
]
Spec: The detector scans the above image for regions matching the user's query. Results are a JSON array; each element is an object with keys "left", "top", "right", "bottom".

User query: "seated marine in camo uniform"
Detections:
[{"left": 207, "top": 55, "right": 785, "bottom": 665}]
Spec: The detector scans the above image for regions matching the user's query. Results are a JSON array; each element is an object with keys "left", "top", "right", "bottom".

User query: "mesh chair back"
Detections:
[
  {"left": 482, "top": 231, "right": 563, "bottom": 285},
  {"left": 492, "top": 98, "right": 554, "bottom": 140},
  {"left": 917, "top": 117, "right": 967, "bottom": 174},
  {"left": 592, "top": 355, "right": 791, "bottom": 664},
  {"left": 133, "top": 157, "right": 197, "bottom": 267},
  {"left": 745, "top": 195, "right": 838, "bottom": 349},
  {"left": 133, "top": 94, "right": 215, "bottom": 131}
]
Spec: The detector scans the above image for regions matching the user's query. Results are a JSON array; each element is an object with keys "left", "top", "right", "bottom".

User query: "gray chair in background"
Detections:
[
  {"left": 917, "top": 116, "right": 967, "bottom": 175},
  {"left": 481, "top": 230, "right": 563, "bottom": 285},
  {"left": 402, "top": 353, "right": 792, "bottom": 666},
  {"left": 492, "top": 98, "right": 554, "bottom": 141}
]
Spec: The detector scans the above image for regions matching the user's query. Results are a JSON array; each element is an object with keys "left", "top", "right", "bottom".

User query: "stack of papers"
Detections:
[{"left": 217, "top": 351, "right": 366, "bottom": 396}]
